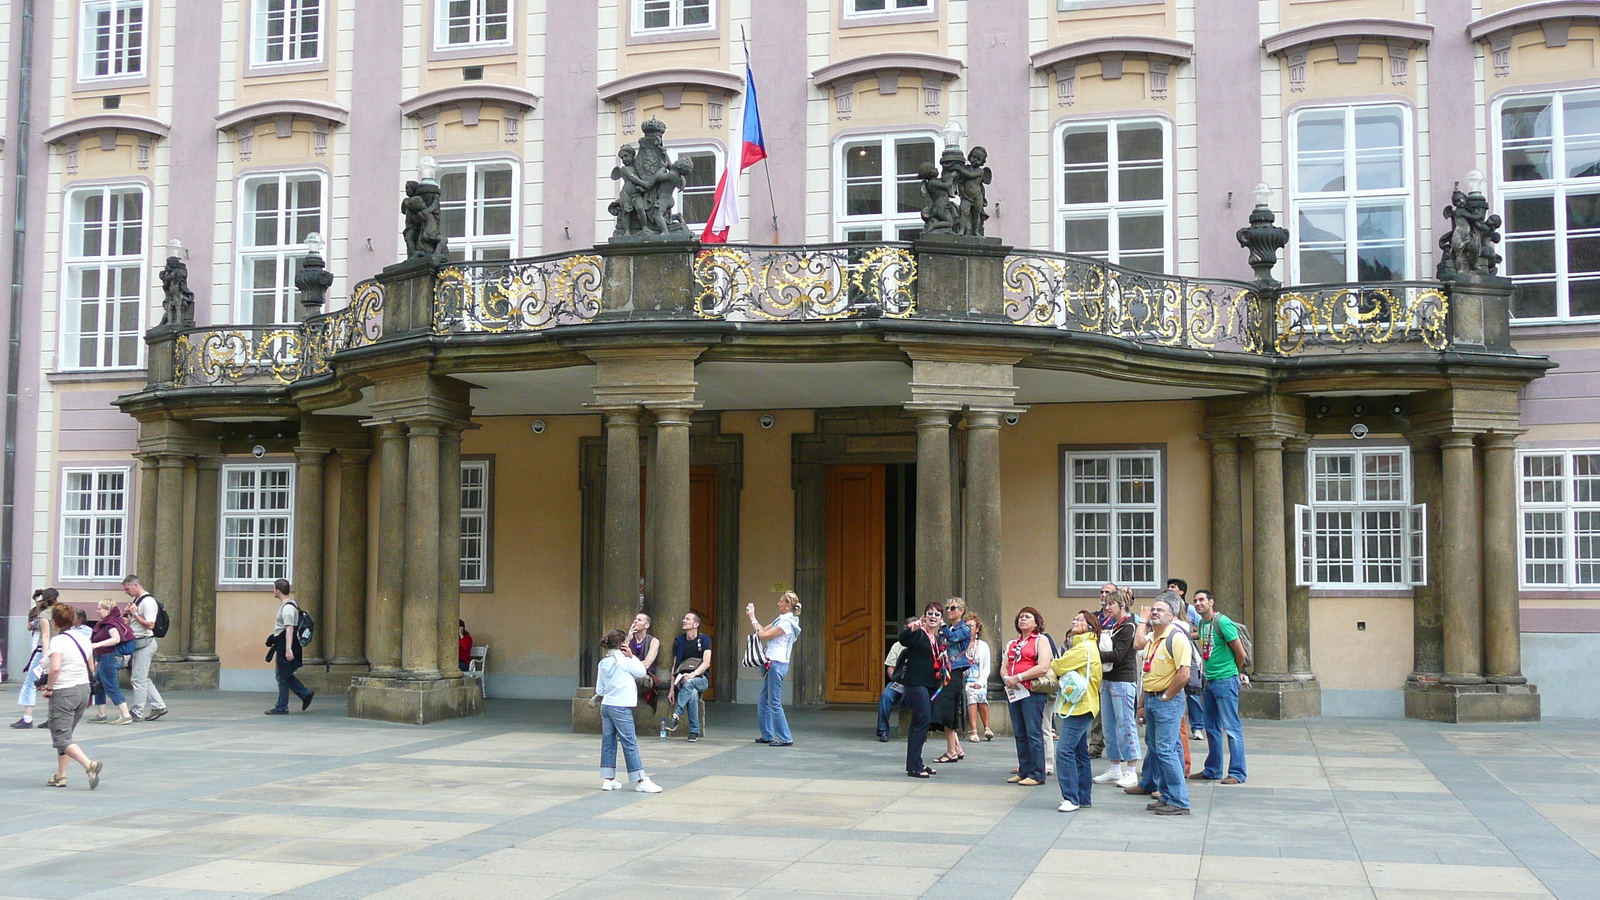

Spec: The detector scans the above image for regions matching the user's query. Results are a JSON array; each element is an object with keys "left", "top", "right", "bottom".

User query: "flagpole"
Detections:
[{"left": 742, "top": 28, "right": 780, "bottom": 242}]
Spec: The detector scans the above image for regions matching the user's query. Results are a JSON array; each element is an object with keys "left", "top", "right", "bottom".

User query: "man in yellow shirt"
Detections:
[{"left": 1128, "top": 592, "right": 1192, "bottom": 816}]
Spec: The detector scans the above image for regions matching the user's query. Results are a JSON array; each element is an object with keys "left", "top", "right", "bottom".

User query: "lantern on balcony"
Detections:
[
  {"left": 1236, "top": 182, "right": 1290, "bottom": 289},
  {"left": 295, "top": 231, "right": 335, "bottom": 320}
]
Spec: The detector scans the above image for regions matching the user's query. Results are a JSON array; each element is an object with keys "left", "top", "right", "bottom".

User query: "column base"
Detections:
[
  {"left": 572, "top": 687, "right": 676, "bottom": 735},
  {"left": 294, "top": 664, "right": 372, "bottom": 697},
  {"left": 1404, "top": 677, "right": 1540, "bottom": 723},
  {"left": 1240, "top": 677, "right": 1322, "bottom": 720},
  {"left": 348, "top": 676, "right": 483, "bottom": 725},
  {"left": 149, "top": 659, "right": 219, "bottom": 691}
]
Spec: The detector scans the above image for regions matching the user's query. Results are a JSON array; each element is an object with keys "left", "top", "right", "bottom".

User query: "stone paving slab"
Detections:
[{"left": 0, "top": 692, "right": 1597, "bottom": 898}]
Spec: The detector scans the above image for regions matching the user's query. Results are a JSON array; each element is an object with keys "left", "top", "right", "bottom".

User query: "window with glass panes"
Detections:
[
  {"left": 1063, "top": 451, "right": 1161, "bottom": 588},
  {"left": 460, "top": 460, "right": 490, "bottom": 587},
  {"left": 238, "top": 172, "right": 324, "bottom": 324},
  {"left": 1290, "top": 105, "right": 1412, "bottom": 283},
  {"left": 636, "top": 0, "right": 711, "bottom": 32},
  {"left": 59, "top": 468, "right": 127, "bottom": 581},
  {"left": 1057, "top": 119, "right": 1169, "bottom": 272},
  {"left": 62, "top": 185, "right": 144, "bottom": 370},
  {"left": 1518, "top": 449, "right": 1600, "bottom": 587},
  {"left": 440, "top": 160, "right": 516, "bottom": 262},
  {"left": 80, "top": 0, "right": 145, "bottom": 80},
  {"left": 221, "top": 464, "right": 294, "bottom": 584},
  {"left": 1496, "top": 90, "right": 1600, "bottom": 321},
  {"left": 1296, "top": 448, "right": 1425, "bottom": 588},
  {"left": 847, "top": 0, "right": 928, "bottom": 14},
  {"left": 438, "top": 0, "right": 509, "bottom": 47},
  {"left": 836, "top": 134, "right": 936, "bottom": 241},
  {"left": 669, "top": 147, "right": 720, "bottom": 227},
  {"left": 253, "top": 0, "right": 320, "bottom": 66}
]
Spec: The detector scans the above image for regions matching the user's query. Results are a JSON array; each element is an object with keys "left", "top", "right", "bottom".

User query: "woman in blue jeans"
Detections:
[
  {"left": 594, "top": 629, "right": 662, "bottom": 793},
  {"left": 1094, "top": 591, "right": 1142, "bottom": 788},
  {"left": 1049, "top": 611, "right": 1102, "bottom": 812},
  {"left": 1001, "top": 607, "right": 1053, "bottom": 787},
  {"left": 88, "top": 599, "right": 133, "bottom": 726},
  {"left": 747, "top": 592, "right": 802, "bottom": 747}
]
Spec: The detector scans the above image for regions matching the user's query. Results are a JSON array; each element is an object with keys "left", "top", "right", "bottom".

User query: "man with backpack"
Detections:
[
  {"left": 266, "top": 579, "right": 314, "bottom": 715},
  {"left": 1193, "top": 589, "right": 1248, "bottom": 785},
  {"left": 121, "top": 575, "right": 170, "bottom": 723}
]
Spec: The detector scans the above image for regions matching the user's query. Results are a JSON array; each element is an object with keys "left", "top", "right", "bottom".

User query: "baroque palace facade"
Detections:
[{"left": 1, "top": 0, "right": 1598, "bottom": 722}]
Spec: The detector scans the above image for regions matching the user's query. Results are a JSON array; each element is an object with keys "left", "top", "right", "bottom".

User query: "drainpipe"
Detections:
[{"left": 3, "top": 0, "right": 35, "bottom": 678}]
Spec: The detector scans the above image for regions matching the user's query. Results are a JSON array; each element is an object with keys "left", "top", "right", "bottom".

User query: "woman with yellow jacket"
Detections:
[{"left": 1049, "top": 611, "right": 1103, "bottom": 812}]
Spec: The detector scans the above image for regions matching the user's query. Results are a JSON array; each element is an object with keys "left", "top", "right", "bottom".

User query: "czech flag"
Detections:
[{"left": 701, "top": 63, "right": 767, "bottom": 243}]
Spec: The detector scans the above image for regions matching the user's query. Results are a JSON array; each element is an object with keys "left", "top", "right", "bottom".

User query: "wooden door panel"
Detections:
[
  {"left": 690, "top": 467, "right": 717, "bottom": 699},
  {"left": 826, "top": 465, "right": 885, "bottom": 703}
]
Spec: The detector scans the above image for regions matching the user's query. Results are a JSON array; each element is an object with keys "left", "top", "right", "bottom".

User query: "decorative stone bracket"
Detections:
[
  {"left": 215, "top": 99, "right": 350, "bottom": 160},
  {"left": 1029, "top": 37, "right": 1193, "bottom": 106},
  {"left": 401, "top": 85, "right": 540, "bottom": 148},
  {"left": 1468, "top": 1, "right": 1600, "bottom": 78},
  {"left": 812, "top": 52, "right": 963, "bottom": 121},
  {"left": 598, "top": 68, "right": 742, "bottom": 134},
  {"left": 40, "top": 113, "right": 170, "bottom": 174},
  {"left": 1262, "top": 19, "right": 1433, "bottom": 91}
]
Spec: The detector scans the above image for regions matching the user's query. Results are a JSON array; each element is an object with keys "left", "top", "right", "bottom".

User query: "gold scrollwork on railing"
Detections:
[
  {"left": 173, "top": 329, "right": 305, "bottom": 386},
  {"left": 1273, "top": 285, "right": 1450, "bottom": 355},
  {"left": 303, "top": 279, "right": 386, "bottom": 376},
  {"left": 694, "top": 245, "right": 916, "bottom": 321},
  {"left": 435, "top": 254, "right": 603, "bottom": 333}
]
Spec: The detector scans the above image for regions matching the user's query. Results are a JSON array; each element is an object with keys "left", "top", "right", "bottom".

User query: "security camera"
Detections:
[
  {"left": 1004, "top": 413, "right": 1020, "bottom": 426},
  {"left": 252, "top": 444, "right": 267, "bottom": 459},
  {"left": 759, "top": 414, "right": 775, "bottom": 429},
  {"left": 531, "top": 419, "right": 546, "bottom": 434},
  {"left": 1351, "top": 423, "right": 1369, "bottom": 440}
]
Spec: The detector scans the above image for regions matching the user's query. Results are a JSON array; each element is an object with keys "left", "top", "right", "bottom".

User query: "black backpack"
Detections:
[
  {"left": 142, "top": 594, "right": 171, "bottom": 639},
  {"left": 283, "top": 601, "right": 315, "bottom": 647}
]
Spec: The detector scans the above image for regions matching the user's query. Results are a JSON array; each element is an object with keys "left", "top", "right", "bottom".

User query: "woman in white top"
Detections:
[
  {"left": 40, "top": 603, "right": 102, "bottom": 789},
  {"left": 747, "top": 591, "right": 802, "bottom": 746},
  {"left": 594, "top": 628, "right": 662, "bottom": 793},
  {"left": 11, "top": 589, "right": 56, "bottom": 729},
  {"left": 963, "top": 613, "right": 994, "bottom": 742}
]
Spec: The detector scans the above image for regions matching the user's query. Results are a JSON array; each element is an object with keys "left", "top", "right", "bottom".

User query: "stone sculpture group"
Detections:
[
  {"left": 609, "top": 117, "right": 695, "bottom": 240},
  {"left": 1437, "top": 182, "right": 1503, "bottom": 279},
  {"left": 918, "top": 144, "right": 992, "bottom": 238}
]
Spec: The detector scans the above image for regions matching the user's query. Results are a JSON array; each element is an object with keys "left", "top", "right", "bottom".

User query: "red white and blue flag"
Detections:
[{"left": 701, "top": 62, "right": 767, "bottom": 243}]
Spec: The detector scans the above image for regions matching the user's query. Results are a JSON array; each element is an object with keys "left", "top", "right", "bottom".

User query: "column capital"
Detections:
[
  {"left": 1199, "top": 432, "right": 1241, "bottom": 450},
  {"left": 648, "top": 403, "right": 701, "bottom": 426},
  {"left": 293, "top": 446, "right": 331, "bottom": 464},
  {"left": 905, "top": 403, "right": 960, "bottom": 426},
  {"left": 963, "top": 405, "right": 1025, "bottom": 426},
  {"left": 1248, "top": 434, "right": 1286, "bottom": 452},
  {"left": 1439, "top": 432, "right": 1479, "bottom": 450},
  {"left": 338, "top": 447, "right": 373, "bottom": 465},
  {"left": 193, "top": 455, "right": 223, "bottom": 471},
  {"left": 373, "top": 420, "right": 408, "bottom": 440},
  {"left": 590, "top": 404, "right": 643, "bottom": 424},
  {"left": 1481, "top": 431, "right": 1524, "bottom": 450},
  {"left": 1282, "top": 435, "right": 1312, "bottom": 453},
  {"left": 154, "top": 453, "right": 188, "bottom": 469}
]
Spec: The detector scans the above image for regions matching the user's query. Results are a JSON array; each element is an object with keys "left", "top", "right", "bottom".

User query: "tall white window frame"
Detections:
[
  {"left": 61, "top": 184, "right": 145, "bottom": 371},
  {"left": 1494, "top": 89, "right": 1600, "bottom": 322},
  {"left": 634, "top": 0, "right": 713, "bottom": 34},
  {"left": 220, "top": 463, "right": 295, "bottom": 585},
  {"left": 237, "top": 171, "right": 326, "bottom": 325},
  {"left": 834, "top": 132, "right": 939, "bottom": 242},
  {"left": 79, "top": 0, "right": 146, "bottom": 81},
  {"left": 1288, "top": 103, "right": 1414, "bottom": 284},
  {"left": 460, "top": 459, "right": 491, "bottom": 588},
  {"left": 438, "top": 159, "right": 518, "bottom": 262},
  {"left": 667, "top": 144, "right": 723, "bottom": 229},
  {"left": 1295, "top": 447, "right": 1426, "bottom": 589},
  {"left": 1054, "top": 117, "right": 1172, "bottom": 273},
  {"left": 1517, "top": 449, "right": 1600, "bottom": 588},
  {"left": 252, "top": 0, "right": 322, "bottom": 67},
  {"left": 845, "top": 0, "right": 930, "bottom": 17},
  {"left": 436, "top": 0, "right": 511, "bottom": 49},
  {"left": 59, "top": 467, "right": 129, "bottom": 582},
  {"left": 1063, "top": 450, "right": 1163, "bottom": 589}
]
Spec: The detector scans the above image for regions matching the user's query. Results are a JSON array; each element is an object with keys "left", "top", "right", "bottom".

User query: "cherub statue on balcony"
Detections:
[
  {"left": 157, "top": 254, "right": 194, "bottom": 328},
  {"left": 950, "top": 146, "right": 992, "bottom": 237},
  {"left": 1437, "top": 182, "right": 1502, "bottom": 279},
  {"left": 402, "top": 180, "right": 449, "bottom": 262},
  {"left": 609, "top": 145, "right": 654, "bottom": 237},
  {"left": 918, "top": 161, "right": 958, "bottom": 234},
  {"left": 649, "top": 157, "right": 697, "bottom": 236}
]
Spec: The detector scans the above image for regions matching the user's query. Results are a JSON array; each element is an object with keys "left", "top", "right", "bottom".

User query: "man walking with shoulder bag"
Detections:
[
  {"left": 265, "top": 580, "right": 314, "bottom": 715},
  {"left": 122, "top": 575, "right": 169, "bottom": 723}
]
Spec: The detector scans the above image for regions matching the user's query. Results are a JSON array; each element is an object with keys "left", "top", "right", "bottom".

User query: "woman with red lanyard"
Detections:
[{"left": 1000, "top": 607, "right": 1053, "bottom": 786}]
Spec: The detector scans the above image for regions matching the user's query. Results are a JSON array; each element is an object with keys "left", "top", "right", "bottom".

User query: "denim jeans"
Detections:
[
  {"left": 1101, "top": 681, "right": 1141, "bottom": 761},
  {"left": 1137, "top": 693, "right": 1189, "bottom": 810},
  {"left": 273, "top": 654, "right": 312, "bottom": 712},
  {"left": 757, "top": 660, "right": 792, "bottom": 743},
  {"left": 1055, "top": 712, "right": 1095, "bottom": 806},
  {"left": 130, "top": 638, "right": 165, "bottom": 715},
  {"left": 1186, "top": 689, "right": 1205, "bottom": 733},
  {"left": 96, "top": 654, "right": 127, "bottom": 706},
  {"left": 1201, "top": 675, "right": 1247, "bottom": 781},
  {"left": 1009, "top": 693, "right": 1048, "bottom": 782},
  {"left": 903, "top": 685, "right": 931, "bottom": 774},
  {"left": 17, "top": 650, "right": 42, "bottom": 707},
  {"left": 600, "top": 704, "right": 644, "bottom": 780},
  {"left": 877, "top": 683, "right": 904, "bottom": 737},
  {"left": 673, "top": 676, "right": 708, "bottom": 735}
]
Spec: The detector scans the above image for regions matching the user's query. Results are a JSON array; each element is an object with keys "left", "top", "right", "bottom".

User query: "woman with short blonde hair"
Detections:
[{"left": 747, "top": 591, "right": 802, "bottom": 747}]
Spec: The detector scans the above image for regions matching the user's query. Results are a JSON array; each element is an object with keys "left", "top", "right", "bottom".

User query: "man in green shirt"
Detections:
[{"left": 1193, "top": 590, "right": 1247, "bottom": 784}]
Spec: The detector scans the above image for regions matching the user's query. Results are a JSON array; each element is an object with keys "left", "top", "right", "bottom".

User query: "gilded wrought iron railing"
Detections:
[
  {"left": 694, "top": 243, "right": 916, "bottom": 321},
  {"left": 434, "top": 252, "right": 604, "bottom": 333},
  {"left": 172, "top": 325, "right": 308, "bottom": 387},
  {"left": 302, "top": 278, "right": 386, "bottom": 376},
  {"left": 1271, "top": 281, "right": 1450, "bottom": 354},
  {"left": 1002, "top": 252, "right": 1264, "bottom": 353}
]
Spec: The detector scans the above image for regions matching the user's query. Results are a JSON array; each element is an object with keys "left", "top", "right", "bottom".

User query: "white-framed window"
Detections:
[
  {"left": 460, "top": 459, "right": 491, "bottom": 588},
  {"left": 835, "top": 133, "right": 938, "bottom": 241},
  {"left": 220, "top": 463, "right": 294, "bottom": 584},
  {"left": 1056, "top": 117, "right": 1170, "bottom": 273},
  {"left": 846, "top": 0, "right": 929, "bottom": 16},
  {"left": 668, "top": 145, "right": 721, "bottom": 228},
  {"left": 1495, "top": 89, "right": 1600, "bottom": 321},
  {"left": 61, "top": 185, "right": 145, "bottom": 370},
  {"left": 439, "top": 159, "right": 517, "bottom": 262},
  {"left": 1517, "top": 449, "right": 1600, "bottom": 588},
  {"left": 1289, "top": 103, "right": 1413, "bottom": 283},
  {"left": 437, "top": 0, "right": 510, "bottom": 48},
  {"left": 252, "top": 0, "right": 321, "bottom": 66},
  {"left": 237, "top": 171, "right": 325, "bottom": 324},
  {"left": 59, "top": 468, "right": 128, "bottom": 581},
  {"left": 1063, "top": 450, "right": 1162, "bottom": 588},
  {"left": 634, "top": 0, "right": 712, "bottom": 33},
  {"left": 79, "top": 0, "right": 145, "bottom": 80},
  {"left": 1295, "top": 448, "right": 1425, "bottom": 589}
]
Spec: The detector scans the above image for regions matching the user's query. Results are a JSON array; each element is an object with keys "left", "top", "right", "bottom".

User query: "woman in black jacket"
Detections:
[
  {"left": 898, "top": 602, "right": 945, "bottom": 778},
  {"left": 1094, "top": 590, "right": 1142, "bottom": 788}
]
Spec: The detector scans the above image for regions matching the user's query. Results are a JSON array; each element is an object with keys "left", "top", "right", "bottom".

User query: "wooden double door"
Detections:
[{"left": 825, "top": 464, "right": 894, "bottom": 704}]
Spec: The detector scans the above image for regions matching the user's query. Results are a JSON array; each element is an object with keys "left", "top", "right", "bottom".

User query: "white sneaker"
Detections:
[
  {"left": 1057, "top": 800, "right": 1080, "bottom": 812},
  {"left": 635, "top": 777, "right": 663, "bottom": 793},
  {"left": 1116, "top": 771, "right": 1139, "bottom": 789},
  {"left": 600, "top": 778, "right": 621, "bottom": 791},
  {"left": 1093, "top": 769, "right": 1122, "bottom": 784}
]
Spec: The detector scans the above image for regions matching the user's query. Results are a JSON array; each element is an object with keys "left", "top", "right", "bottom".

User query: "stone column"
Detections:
[
  {"left": 437, "top": 426, "right": 464, "bottom": 680},
  {"left": 1440, "top": 432, "right": 1485, "bottom": 683},
  {"left": 601, "top": 408, "right": 642, "bottom": 637},
  {"left": 1250, "top": 435, "right": 1288, "bottom": 677},
  {"left": 401, "top": 422, "right": 442, "bottom": 679},
  {"left": 370, "top": 422, "right": 407, "bottom": 676},
  {"left": 1408, "top": 436, "right": 1445, "bottom": 676},
  {"left": 963, "top": 408, "right": 1007, "bottom": 636},
  {"left": 135, "top": 454, "right": 158, "bottom": 582},
  {"left": 332, "top": 448, "right": 370, "bottom": 665},
  {"left": 153, "top": 454, "right": 187, "bottom": 662},
  {"left": 186, "top": 457, "right": 221, "bottom": 661},
  {"left": 1482, "top": 432, "right": 1524, "bottom": 682},
  {"left": 293, "top": 447, "right": 329, "bottom": 665},
  {"left": 1205, "top": 435, "right": 1245, "bottom": 622},
  {"left": 1282, "top": 437, "right": 1312, "bottom": 676},
  {"left": 912, "top": 406, "right": 956, "bottom": 605},
  {"left": 650, "top": 406, "right": 695, "bottom": 638}
]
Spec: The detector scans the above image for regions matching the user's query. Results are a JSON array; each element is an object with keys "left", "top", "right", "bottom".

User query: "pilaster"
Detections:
[
  {"left": 293, "top": 445, "right": 330, "bottom": 665},
  {"left": 369, "top": 421, "right": 407, "bottom": 676},
  {"left": 650, "top": 404, "right": 698, "bottom": 644},
  {"left": 437, "top": 425, "right": 465, "bottom": 680},
  {"left": 1482, "top": 431, "right": 1525, "bottom": 683},
  {"left": 332, "top": 448, "right": 371, "bottom": 666},
  {"left": 401, "top": 421, "right": 443, "bottom": 679},
  {"left": 153, "top": 454, "right": 187, "bottom": 663},
  {"left": 186, "top": 456, "right": 221, "bottom": 662},
  {"left": 909, "top": 405, "right": 957, "bottom": 606}
]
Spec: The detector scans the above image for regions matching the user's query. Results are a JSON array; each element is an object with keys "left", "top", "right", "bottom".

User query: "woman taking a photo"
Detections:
[
  {"left": 963, "top": 613, "right": 993, "bottom": 742},
  {"left": 1000, "top": 607, "right": 1053, "bottom": 787},
  {"left": 1094, "top": 590, "right": 1141, "bottom": 788},
  {"left": 748, "top": 591, "right": 802, "bottom": 747},
  {"left": 897, "top": 602, "right": 944, "bottom": 777},
  {"left": 932, "top": 597, "right": 970, "bottom": 764},
  {"left": 1050, "top": 610, "right": 1103, "bottom": 812},
  {"left": 594, "top": 628, "right": 662, "bottom": 793},
  {"left": 41, "top": 603, "right": 102, "bottom": 789}
]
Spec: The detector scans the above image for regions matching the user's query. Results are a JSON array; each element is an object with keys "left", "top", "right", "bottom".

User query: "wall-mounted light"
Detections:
[
  {"left": 1351, "top": 424, "right": 1369, "bottom": 440},
  {"left": 759, "top": 414, "right": 775, "bottom": 429},
  {"left": 1004, "top": 413, "right": 1020, "bottom": 426},
  {"left": 167, "top": 238, "right": 189, "bottom": 261},
  {"left": 531, "top": 419, "right": 546, "bottom": 434},
  {"left": 252, "top": 444, "right": 267, "bottom": 458}
]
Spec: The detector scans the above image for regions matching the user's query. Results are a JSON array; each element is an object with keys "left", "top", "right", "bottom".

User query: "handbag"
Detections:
[
  {"left": 742, "top": 632, "right": 769, "bottom": 668},
  {"left": 1024, "top": 635, "right": 1058, "bottom": 695},
  {"left": 1098, "top": 629, "right": 1115, "bottom": 675},
  {"left": 1056, "top": 640, "right": 1094, "bottom": 714}
]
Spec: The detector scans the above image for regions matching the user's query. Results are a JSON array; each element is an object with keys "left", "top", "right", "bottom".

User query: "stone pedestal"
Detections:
[
  {"left": 1239, "top": 678, "right": 1321, "bottom": 720},
  {"left": 348, "top": 676, "right": 483, "bottom": 725},
  {"left": 1404, "top": 678, "right": 1540, "bottom": 723},
  {"left": 571, "top": 687, "right": 692, "bottom": 735},
  {"left": 149, "top": 659, "right": 220, "bottom": 691},
  {"left": 912, "top": 235, "right": 1010, "bottom": 318},
  {"left": 296, "top": 664, "right": 372, "bottom": 697}
]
